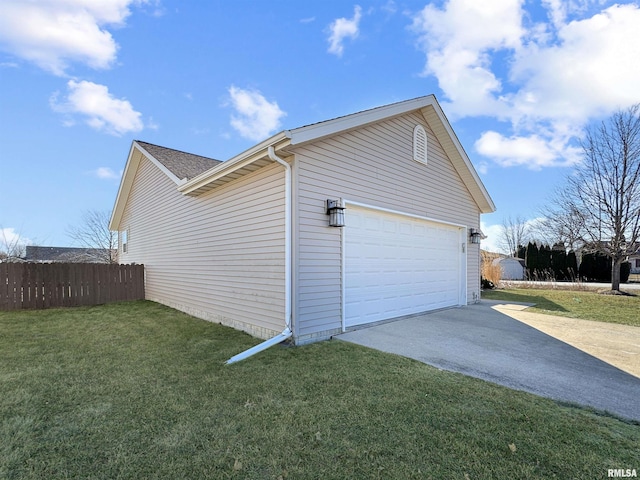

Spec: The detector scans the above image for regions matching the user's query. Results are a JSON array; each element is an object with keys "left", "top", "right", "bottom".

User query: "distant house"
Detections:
[
  {"left": 629, "top": 247, "right": 640, "bottom": 275},
  {"left": 110, "top": 95, "right": 496, "bottom": 344},
  {"left": 492, "top": 257, "right": 526, "bottom": 280},
  {"left": 24, "top": 246, "right": 116, "bottom": 263}
]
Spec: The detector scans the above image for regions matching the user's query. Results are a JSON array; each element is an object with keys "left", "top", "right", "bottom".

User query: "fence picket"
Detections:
[{"left": 0, "top": 263, "right": 144, "bottom": 310}]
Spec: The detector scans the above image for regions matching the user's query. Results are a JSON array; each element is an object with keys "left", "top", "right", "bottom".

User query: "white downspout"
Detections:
[{"left": 225, "top": 145, "right": 292, "bottom": 364}]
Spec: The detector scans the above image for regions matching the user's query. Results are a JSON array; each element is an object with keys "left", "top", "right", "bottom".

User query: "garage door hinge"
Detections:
[{"left": 462, "top": 243, "right": 466, "bottom": 253}]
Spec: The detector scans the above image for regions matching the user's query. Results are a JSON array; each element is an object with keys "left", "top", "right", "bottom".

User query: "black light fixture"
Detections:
[
  {"left": 469, "top": 228, "right": 482, "bottom": 244},
  {"left": 326, "top": 199, "right": 345, "bottom": 227}
]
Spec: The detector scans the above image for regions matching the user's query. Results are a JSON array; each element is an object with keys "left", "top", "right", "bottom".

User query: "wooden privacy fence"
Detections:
[{"left": 0, "top": 263, "right": 144, "bottom": 310}]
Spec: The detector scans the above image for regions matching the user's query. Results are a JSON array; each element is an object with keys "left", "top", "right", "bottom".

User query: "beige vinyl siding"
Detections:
[
  {"left": 294, "top": 111, "right": 482, "bottom": 339},
  {"left": 119, "top": 155, "right": 286, "bottom": 339}
]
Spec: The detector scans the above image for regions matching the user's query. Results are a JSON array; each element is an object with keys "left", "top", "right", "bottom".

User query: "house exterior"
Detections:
[
  {"left": 631, "top": 257, "right": 640, "bottom": 274},
  {"left": 109, "top": 95, "right": 495, "bottom": 344},
  {"left": 627, "top": 244, "right": 640, "bottom": 275}
]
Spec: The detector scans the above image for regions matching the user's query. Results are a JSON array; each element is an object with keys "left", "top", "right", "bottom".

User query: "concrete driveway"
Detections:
[{"left": 336, "top": 300, "right": 640, "bottom": 422}]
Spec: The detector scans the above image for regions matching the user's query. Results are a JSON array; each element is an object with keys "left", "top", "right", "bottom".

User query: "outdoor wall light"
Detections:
[
  {"left": 326, "top": 199, "right": 345, "bottom": 227},
  {"left": 469, "top": 228, "right": 482, "bottom": 244}
]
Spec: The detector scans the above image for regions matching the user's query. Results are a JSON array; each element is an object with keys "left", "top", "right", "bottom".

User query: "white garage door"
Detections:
[{"left": 345, "top": 206, "right": 463, "bottom": 328}]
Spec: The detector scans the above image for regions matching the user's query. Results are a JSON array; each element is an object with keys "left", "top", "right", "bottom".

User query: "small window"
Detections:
[
  {"left": 121, "top": 229, "right": 128, "bottom": 253},
  {"left": 413, "top": 124, "right": 427, "bottom": 164}
]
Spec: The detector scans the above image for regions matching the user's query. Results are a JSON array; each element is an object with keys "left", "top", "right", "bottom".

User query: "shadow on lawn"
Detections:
[{"left": 485, "top": 291, "right": 569, "bottom": 313}]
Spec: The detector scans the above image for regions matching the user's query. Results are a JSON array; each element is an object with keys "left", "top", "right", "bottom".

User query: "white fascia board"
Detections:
[
  {"left": 431, "top": 102, "right": 495, "bottom": 211},
  {"left": 178, "top": 132, "right": 290, "bottom": 195},
  {"left": 109, "top": 142, "right": 141, "bottom": 231},
  {"left": 288, "top": 95, "right": 437, "bottom": 145},
  {"left": 420, "top": 103, "right": 496, "bottom": 214}
]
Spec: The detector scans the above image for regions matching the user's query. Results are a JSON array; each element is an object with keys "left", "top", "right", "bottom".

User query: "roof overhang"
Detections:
[
  {"left": 287, "top": 95, "right": 443, "bottom": 145},
  {"left": 178, "top": 133, "right": 290, "bottom": 196},
  {"left": 111, "top": 95, "right": 495, "bottom": 230}
]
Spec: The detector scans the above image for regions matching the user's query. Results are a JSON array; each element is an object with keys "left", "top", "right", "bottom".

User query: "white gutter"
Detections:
[
  {"left": 179, "top": 132, "right": 289, "bottom": 195},
  {"left": 225, "top": 145, "right": 293, "bottom": 364}
]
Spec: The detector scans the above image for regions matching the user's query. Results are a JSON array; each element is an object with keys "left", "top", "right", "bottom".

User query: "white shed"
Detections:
[{"left": 493, "top": 257, "right": 526, "bottom": 280}]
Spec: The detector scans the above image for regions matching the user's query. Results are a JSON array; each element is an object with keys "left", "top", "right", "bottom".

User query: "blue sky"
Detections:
[{"left": 1, "top": 0, "right": 639, "bottom": 253}]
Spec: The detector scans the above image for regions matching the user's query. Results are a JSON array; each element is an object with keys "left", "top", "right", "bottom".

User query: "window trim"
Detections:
[{"left": 121, "top": 229, "right": 128, "bottom": 253}]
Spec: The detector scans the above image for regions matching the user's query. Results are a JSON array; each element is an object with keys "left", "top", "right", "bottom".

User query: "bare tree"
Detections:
[
  {"left": 67, "top": 210, "right": 118, "bottom": 264},
  {"left": 0, "top": 227, "right": 27, "bottom": 262},
  {"left": 538, "top": 193, "right": 586, "bottom": 252},
  {"left": 547, "top": 104, "right": 640, "bottom": 291},
  {"left": 499, "top": 215, "right": 529, "bottom": 257}
]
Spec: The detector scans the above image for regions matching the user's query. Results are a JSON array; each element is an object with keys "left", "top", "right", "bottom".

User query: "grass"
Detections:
[
  {"left": 1, "top": 301, "right": 639, "bottom": 479},
  {"left": 482, "top": 288, "right": 640, "bottom": 327}
]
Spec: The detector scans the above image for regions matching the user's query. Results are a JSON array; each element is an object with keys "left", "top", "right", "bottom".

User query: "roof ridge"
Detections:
[{"left": 292, "top": 95, "right": 434, "bottom": 131}]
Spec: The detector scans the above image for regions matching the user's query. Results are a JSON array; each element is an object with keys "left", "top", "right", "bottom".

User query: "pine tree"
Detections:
[
  {"left": 566, "top": 250, "right": 578, "bottom": 281},
  {"left": 525, "top": 242, "right": 538, "bottom": 279},
  {"left": 551, "top": 243, "right": 567, "bottom": 280},
  {"left": 538, "top": 244, "right": 552, "bottom": 278}
]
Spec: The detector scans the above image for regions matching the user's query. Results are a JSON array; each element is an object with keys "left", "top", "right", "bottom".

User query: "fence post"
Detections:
[{"left": 0, "top": 264, "right": 8, "bottom": 310}]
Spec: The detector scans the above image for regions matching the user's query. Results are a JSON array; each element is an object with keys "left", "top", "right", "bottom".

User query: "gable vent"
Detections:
[{"left": 413, "top": 124, "right": 427, "bottom": 164}]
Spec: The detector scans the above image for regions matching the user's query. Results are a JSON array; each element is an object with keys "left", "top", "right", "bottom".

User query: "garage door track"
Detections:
[{"left": 336, "top": 300, "right": 640, "bottom": 422}]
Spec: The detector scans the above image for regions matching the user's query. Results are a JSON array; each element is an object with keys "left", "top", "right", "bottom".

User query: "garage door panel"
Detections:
[{"left": 345, "top": 206, "right": 462, "bottom": 328}]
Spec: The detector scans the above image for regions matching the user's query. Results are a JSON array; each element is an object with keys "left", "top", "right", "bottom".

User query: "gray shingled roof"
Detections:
[
  {"left": 24, "top": 246, "right": 115, "bottom": 263},
  {"left": 136, "top": 141, "right": 221, "bottom": 181}
]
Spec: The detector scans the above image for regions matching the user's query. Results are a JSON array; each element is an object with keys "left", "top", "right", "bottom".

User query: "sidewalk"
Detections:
[
  {"left": 503, "top": 280, "right": 640, "bottom": 291},
  {"left": 492, "top": 303, "right": 640, "bottom": 378}
]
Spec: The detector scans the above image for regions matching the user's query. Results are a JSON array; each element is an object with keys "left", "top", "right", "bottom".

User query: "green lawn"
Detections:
[
  {"left": 482, "top": 288, "right": 640, "bottom": 327},
  {"left": 1, "top": 301, "right": 638, "bottom": 479}
]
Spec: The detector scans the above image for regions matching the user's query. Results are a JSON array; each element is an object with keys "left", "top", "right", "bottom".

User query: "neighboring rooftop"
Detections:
[
  {"left": 135, "top": 141, "right": 221, "bottom": 181},
  {"left": 24, "top": 246, "right": 116, "bottom": 263}
]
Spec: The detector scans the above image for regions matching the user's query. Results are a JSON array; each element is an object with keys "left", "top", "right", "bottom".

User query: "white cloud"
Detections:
[
  {"left": 411, "top": 0, "right": 524, "bottom": 117},
  {"left": 480, "top": 222, "right": 504, "bottom": 253},
  {"left": 412, "top": 0, "right": 640, "bottom": 169},
  {"left": 51, "top": 80, "right": 144, "bottom": 136},
  {"left": 541, "top": 0, "right": 607, "bottom": 29},
  {"left": 511, "top": 4, "right": 640, "bottom": 123},
  {"left": 381, "top": 1, "right": 398, "bottom": 15},
  {"left": 146, "top": 117, "right": 159, "bottom": 130},
  {"left": 94, "top": 167, "right": 121, "bottom": 180},
  {"left": 227, "top": 86, "right": 286, "bottom": 141},
  {"left": 475, "top": 130, "right": 581, "bottom": 169},
  {"left": 476, "top": 161, "right": 489, "bottom": 175},
  {"left": 1, "top": 227, "right": 24, "bottom": 245},
  {"left": 0, "top": 0, "right": 146, "bottom": 76},
  {"left": 327, "top": 5, "right": 363, "bottom": 57},
  {"left": 1, "top": 227, "right": 32, "bottom": 252}
]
